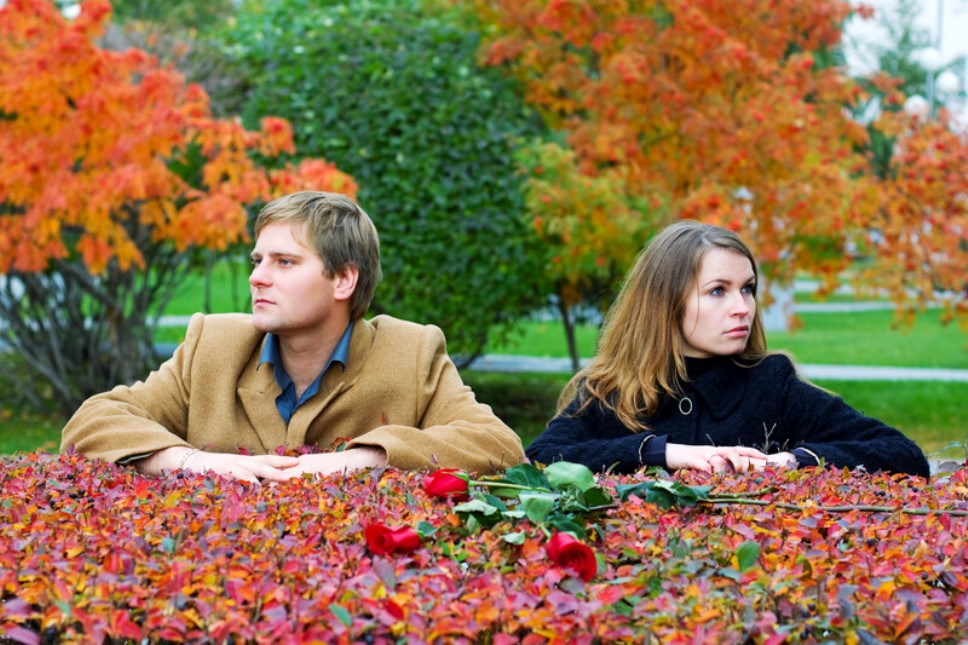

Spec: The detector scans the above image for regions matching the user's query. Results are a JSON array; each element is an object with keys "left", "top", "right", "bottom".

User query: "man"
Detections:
[{"left": 61, "top": 191, "right": 525, "bottom": 482}]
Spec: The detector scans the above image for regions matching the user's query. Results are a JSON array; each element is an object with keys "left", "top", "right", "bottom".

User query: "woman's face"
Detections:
[{"left": 680, "top": 248, "right": 756, "bottom": 358}]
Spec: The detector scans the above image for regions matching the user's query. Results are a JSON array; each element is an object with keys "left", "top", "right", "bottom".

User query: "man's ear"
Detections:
[{"left": 333, "top": 266, "right": 359, "bottom": 302}]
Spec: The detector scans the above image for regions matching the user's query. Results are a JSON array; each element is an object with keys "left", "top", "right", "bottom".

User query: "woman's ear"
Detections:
[{"left": 333, "top": 266, "right": 359, "bottom": 302}]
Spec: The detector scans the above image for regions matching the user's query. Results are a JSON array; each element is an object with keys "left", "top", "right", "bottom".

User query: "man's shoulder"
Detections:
[
  {"left": 366, "top": 315, "right": 442, "bottom": 339},
  {"left": 189, "top": 312, "right": 259, "bottom": 337},
  {"left": 185, "top": 313, "right": 263, "bottom": 356}
]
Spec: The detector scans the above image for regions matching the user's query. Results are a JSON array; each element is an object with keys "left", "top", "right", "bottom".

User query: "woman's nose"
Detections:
[{"left": 731, "top": 292, "right": 751, "bottom": 315}]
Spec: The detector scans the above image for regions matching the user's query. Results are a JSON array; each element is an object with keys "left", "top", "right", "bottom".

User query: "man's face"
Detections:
[
  {"left": 249, "top": 221, "right": 339, "bottom": 336},
  {"left": 680, "top": 248, "right": 757, "bottom": 358}
]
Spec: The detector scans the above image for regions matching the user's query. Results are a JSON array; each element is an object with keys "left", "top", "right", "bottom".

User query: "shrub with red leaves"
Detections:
[{"left": 1, "top": 450, "right": 967, "bottom": 643}]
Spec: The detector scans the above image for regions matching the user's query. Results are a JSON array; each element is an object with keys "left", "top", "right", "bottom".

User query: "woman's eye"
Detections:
[
  {"left": 710, "top": 287, "right": 724, "bottom": 296},
  {"left": 742, "top": 284, "right": 756, "bottom": 295}
]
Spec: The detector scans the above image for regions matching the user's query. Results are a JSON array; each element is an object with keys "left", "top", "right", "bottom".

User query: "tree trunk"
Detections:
[{"left": 556, "top": 291, "right": 581, "bottom": 373}]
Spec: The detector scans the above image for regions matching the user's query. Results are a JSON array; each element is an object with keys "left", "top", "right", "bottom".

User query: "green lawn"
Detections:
[
  {"left": 3, "top": 263, "right": 967, "bottom": 462},
  {"left": 491, "top": 310, "right": 968, "bottom": 369}
]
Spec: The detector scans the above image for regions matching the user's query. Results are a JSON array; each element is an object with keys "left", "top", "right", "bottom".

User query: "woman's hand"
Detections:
[{"left": 665, "top": 443, "right": 769, "bottom": 473}]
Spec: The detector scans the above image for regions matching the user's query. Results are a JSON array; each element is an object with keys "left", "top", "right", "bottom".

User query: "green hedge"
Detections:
[{"left": 219, "top": 0, "right": 548, "bottom": 361}]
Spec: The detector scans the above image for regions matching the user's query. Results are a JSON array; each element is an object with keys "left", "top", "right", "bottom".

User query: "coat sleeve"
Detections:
[
  {"left": 525, "top": 395, "right": 664, "bottom": 474},
  {"left": 345, "top": 324, "right": 525, "bottom": 476},
  {"left": 59, "top": 315, "right": 204, "bottom": 463},
  {"left": 775, "top": 357, "right": 931, "bottom": 478}
]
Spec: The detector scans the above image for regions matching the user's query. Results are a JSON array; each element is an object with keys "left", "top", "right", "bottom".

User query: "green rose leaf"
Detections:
[
  {"left": 519, "top": 492, "right": 557, "bottom": 524},
  {"left": 543, "top": 461, "right": 597, "bottom": 492},
  {"left": 501, "top": 531, "right": 527, "bottom": 545},
  {"left": 501, "top": 463, "right": 552, "bottom": 491},
  {"left": 453, "top": 498, "right": 499, "bottom": 516}
]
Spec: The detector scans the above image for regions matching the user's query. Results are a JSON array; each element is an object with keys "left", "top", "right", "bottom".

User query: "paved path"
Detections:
[
  {"left": 157, "top": 311, "right": 968, "bottom": 382},
  {"left": 466, "top": 355, "right": 968, "bottom": 382}
]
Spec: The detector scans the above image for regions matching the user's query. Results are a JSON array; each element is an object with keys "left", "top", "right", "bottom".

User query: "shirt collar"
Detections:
[{"left": 258, "top": 321, "right": 355, "bottom": 380}]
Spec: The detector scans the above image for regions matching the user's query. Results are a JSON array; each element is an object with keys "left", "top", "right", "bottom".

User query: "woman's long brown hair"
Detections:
[{"left": 559, "top": 220, "right": 770, "bottom": 431}]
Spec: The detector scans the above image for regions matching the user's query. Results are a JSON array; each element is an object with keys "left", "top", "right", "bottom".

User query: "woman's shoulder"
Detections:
[{"left": 742, "top": 352, "right": 799, "bottom": 379}]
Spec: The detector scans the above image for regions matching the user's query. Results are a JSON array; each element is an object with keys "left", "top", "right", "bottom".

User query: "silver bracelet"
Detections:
[
  {"left": 637, "top": 434, "right": 656, "bottom": 465},
  {"left": 177, "top": 448, "right": 201, "bottom": 470}
]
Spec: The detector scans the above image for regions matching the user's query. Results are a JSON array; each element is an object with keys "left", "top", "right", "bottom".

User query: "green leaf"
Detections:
[
  {"left": 329, "top": 603, "right": 353, "bottom": 628},
  {"left": 501, "top": 531, "right": 527, "bottom": 545},
  {"left": 579, "top": 486, "right": 614, "bottom": 508},
  {"left": 453, "top": 499, "right": 499, "bottom": 516},
  {"left": 616, "top": 480, "right": 711, "bottom": 508},
  {"left": 736, "top": 540, "right": 760, "bottom": 572},
  {"left": 519, "top": 492, "right": 557, "bottom": 524},
  {"left": 500, "top": 463, "right": 552, "bottom": 490},
  {"left": 161, "top": 536, "right": 176, "bottom": 554},
  {"left": 548, "top": 516, "right": 587, "bottom": 538},
  {"left": 416, "top": 521, "right": 438, "bottom": 540},
  {"left": 543, "top": 461, "right": 597, "bottom": 492}
]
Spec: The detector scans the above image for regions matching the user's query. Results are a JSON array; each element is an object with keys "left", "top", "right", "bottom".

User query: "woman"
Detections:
[{"left": 526, "top": 221, "right": 931, "bottom": 478}]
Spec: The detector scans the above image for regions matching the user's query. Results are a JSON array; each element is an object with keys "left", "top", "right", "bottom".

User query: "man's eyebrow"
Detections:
[{"left": 250, "top": 249, "right": 301, "bottom": 259}]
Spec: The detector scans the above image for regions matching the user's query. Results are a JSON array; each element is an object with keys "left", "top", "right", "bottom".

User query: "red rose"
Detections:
[
  {"left": 546, "top": 532, "right": 597, "bottom": 582},
  {"left": 364, "top": 523, "right": 422, "bottom": 556},
  {"left": 423, "top": 468, "right": 470, "bottom": 501}
]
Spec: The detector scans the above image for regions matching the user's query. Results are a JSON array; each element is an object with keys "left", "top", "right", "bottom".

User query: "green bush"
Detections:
[{"left": 219, "top": 0, "right": 548, "bottom": 362}]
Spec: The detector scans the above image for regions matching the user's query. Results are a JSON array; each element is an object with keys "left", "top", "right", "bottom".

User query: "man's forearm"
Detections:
[{"left": 132, "top": 446, "right": 197, "bottom": 476}]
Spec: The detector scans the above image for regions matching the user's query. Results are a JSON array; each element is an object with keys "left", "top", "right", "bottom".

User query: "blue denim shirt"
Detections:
[{"left": 258, "top": 322, "right": 354, "bottom": 425}]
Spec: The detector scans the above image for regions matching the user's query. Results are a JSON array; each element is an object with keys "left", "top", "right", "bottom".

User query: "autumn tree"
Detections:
[
  {"left": 466, "top": 0, "right": 879, "bottom": 323},
  {"left": 845, "top": 2, "right": 968, "bottom": 335},
  {"left": 515, "top": 140, "right": 663, "bottom": 369},
  {"left": 0, "top": 0, "right": 356, "bottom": 414},
  {"left": 856, "top": 89, "right": 968, "bottom": 334}
]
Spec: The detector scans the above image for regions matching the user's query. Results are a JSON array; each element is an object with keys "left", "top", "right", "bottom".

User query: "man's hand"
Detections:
[
  {"left": 134, "top": 446, "right": 300, "bottom": 483},
  {"left": 278, "top": 446, "right": 388, "bottom": 479},
  {"left": 665, "top": 443, "right": 769, "bottom": 473}
]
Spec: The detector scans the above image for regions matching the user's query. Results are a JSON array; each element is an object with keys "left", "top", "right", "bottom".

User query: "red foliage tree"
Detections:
[{"left": 0, "top": 0, "right": 356, "bottom": 412}]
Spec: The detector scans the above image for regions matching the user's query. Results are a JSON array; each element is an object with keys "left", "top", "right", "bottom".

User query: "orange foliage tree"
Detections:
[
  {"left": 0, "top": 0, "right": 356, "bottom": 413},
  {"left": 856, "top": 82, "right": 968, "bottom": 333},
  {"left": 465, "top": 0, "right": 926, "bottom": 326}
]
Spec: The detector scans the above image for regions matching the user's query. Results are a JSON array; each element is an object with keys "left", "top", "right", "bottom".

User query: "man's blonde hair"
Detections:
[{"left": 255, "top": 191, "right": 381, "bottom": 320}]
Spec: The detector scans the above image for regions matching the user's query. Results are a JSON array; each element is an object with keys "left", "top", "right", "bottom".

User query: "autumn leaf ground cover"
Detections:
[{"left": 2, "top": 450, "right": 967, "bottom": 643}]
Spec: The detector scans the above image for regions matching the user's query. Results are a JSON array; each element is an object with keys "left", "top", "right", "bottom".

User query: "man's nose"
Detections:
[{"left": 249, "top": 262, "right": 269, "bottom": 286}]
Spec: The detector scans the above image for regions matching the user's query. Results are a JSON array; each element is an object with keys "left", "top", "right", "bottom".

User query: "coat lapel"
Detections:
[
  {"left": 237, "top": 349, "right": 288, "bottom": 453},
  {"left": 284, "top": 319, "right": 376, "bottom": 448}
]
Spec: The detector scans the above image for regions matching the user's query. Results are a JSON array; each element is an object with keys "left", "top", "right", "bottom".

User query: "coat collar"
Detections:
[{"left": 677, "top": 356, "right": 748, "bottom": 421}]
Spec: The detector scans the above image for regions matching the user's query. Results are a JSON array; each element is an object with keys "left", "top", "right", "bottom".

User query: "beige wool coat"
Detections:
[{"left": 61, "top": 314, "right": 525, "bottom": 475}]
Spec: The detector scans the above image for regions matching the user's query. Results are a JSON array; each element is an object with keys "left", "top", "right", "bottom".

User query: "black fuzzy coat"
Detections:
[{"left": 526, "top": 354, "right": 931, "bottom": 478}]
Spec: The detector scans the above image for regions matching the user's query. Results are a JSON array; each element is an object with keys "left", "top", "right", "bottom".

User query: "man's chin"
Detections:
[{"left": 250, "top": 316, "right": 276, "bottom": 333}]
